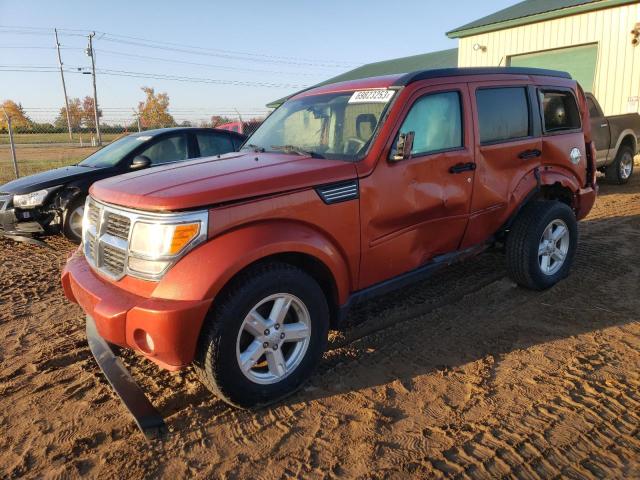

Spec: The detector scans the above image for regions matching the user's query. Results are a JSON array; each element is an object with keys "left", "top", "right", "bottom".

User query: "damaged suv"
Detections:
[{"left": 62, "top": 68, "right": 597, "bottom": 437}]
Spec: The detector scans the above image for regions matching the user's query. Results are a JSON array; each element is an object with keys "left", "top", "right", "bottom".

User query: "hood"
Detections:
[
  {"left": 91, "top": 152, "right": 359, "bottom": 211},
  {"left": 0, "top": 165, "right": 100, "bottom": 195}
]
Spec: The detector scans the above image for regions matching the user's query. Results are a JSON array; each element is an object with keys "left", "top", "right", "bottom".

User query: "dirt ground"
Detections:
[{"left": 0, "top": 176, "right": 639, "bottom": 479}]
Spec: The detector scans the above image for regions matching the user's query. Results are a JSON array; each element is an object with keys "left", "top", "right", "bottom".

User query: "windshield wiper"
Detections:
[
  {"left": 270, "top": 145, "right": 324, "bottom": 158},
  {"left": 243, "top": 143, "right": 265, "bottom": 153}
]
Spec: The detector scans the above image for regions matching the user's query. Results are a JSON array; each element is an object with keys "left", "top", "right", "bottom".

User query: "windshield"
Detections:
[
  {"left": 243, "top": 90, "right": 394, "bottom": 161},
  {"left": 79, "top": 134, "right": 152, "bottom": 168}
]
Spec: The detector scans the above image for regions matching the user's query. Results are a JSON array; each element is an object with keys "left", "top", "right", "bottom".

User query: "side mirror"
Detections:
[
  {"left": 130, "top": 155, "right": 151, "bottom": 170},
  {"left": 391, "top": 131, "right": 415, "bottom": 162}
]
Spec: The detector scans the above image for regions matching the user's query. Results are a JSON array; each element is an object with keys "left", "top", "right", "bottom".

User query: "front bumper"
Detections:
[
  {"left": 61, "top": 250, "right": 212, "bottom": 370},
  {"left": 86, "top": 315, "right": 166, "bottom": 440},
  {"left": 576, "top": 185, "right": 598, "bottom": 221},
  {"left": 0, "top": 207, "right": 45, "bottom": 235}
]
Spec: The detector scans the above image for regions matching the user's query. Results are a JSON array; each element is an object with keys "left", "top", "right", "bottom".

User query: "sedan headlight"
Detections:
[{"left": 13, "top": 189, "right": 49, "bottom": 208}]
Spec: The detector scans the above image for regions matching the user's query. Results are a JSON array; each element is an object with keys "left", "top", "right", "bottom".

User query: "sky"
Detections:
[{"left": 0, "top": 0, "right": 516, "bottom": 125}]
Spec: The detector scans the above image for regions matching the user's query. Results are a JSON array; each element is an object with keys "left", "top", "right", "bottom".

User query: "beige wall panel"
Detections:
[{"left": 456, "top": 4, "right": 640, "bottom": 115}]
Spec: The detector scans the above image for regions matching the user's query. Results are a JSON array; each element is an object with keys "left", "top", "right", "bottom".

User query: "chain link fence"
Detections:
[{"left": 0, "top": 114, "right": 265, "bottom": 184}]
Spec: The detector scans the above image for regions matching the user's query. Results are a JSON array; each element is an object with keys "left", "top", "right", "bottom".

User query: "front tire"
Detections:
[
  {"left": 605, "top": 145, "right": 634, "bottom": 184},
  {"left": 194, "top": 262, "right": 329, "bottom": 408},
  {"left": 62, "top": 197, "right": 86, "bottom": 244},
  {"left": 506, "top": 201, "right": 577, "bottom": 290}
]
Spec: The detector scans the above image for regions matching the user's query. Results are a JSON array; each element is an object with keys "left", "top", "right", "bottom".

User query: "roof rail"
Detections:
[{"left": 394, "top": 67, "right": 572, "bottom": 86}]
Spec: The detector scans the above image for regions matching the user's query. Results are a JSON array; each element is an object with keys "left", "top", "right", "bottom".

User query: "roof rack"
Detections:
[{"left": 394, "top": 67, "right": 572, "bottom": 86}]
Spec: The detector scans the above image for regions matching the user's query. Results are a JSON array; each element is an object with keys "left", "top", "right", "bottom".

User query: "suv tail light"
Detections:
[{"left": 585, "top": 141, "right": 597, "bottom": 187}]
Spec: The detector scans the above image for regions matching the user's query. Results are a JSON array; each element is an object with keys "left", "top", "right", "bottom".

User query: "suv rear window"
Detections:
[
  {"left": 476, "top": 87, "right": 529, "bottom": 144},
  {"left": 540, "top": 91, "right": 581, "bottom": 132}
]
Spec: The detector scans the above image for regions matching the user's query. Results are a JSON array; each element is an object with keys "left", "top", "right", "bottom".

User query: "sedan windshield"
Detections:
[
  {"left": 79, "top": 134, "right": 152, "bottom": 168},
  {"left": 243, "top": 90, "right": 394, "bottom": 161}
]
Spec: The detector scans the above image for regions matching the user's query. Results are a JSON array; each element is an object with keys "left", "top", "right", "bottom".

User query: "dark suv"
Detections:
[{"left": 0, "top": 127, "right": 245, "bottom": 243}]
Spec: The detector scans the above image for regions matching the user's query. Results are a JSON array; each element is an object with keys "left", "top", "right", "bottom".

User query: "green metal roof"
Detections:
[
  {"left": 447, "top": 0, "right": 637, "bottom": 38},
  {"left": 267, "top": 48, "right": 458, "bottom": 108}
]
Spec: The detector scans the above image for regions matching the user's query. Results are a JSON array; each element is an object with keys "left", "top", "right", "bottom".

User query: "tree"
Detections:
[
  {"left": 210, "top": 115, "right": 234, "bottom": 127},
  {"left": 137, "top": 87, "right": 174, "bottom": 128},
  {"left": 1, "top": 100, "right": 31, "bottom": 131},
  {"left": 55, "top": 98, "right": 83, "bottom": 130},
  {"left": 81, "top": 96, "right": 102, "bottom": 129}
]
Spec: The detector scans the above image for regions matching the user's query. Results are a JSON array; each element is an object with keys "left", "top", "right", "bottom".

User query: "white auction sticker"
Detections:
[{"left": 348, "top": 89, "right": 395, "bottom": 104}]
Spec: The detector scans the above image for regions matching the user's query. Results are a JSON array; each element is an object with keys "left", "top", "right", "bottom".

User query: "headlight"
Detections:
[
  {"left": 13, "top": 189, "right": 49, "bottom": 208},
  {"left": 127, "top": 217, "right": 206, "bottom": 277},
  {"left": 130, "top": 222, "right": 201, "bottom": 258}
]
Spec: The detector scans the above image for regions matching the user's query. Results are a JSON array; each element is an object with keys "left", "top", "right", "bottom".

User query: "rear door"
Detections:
[{"left": 462, "top": 82, "right": 542, "bottom": 248}]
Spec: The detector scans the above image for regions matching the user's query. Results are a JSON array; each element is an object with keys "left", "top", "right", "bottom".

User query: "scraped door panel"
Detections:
[{"left": 359, "top": 84, "right": 475, "bottom": 289}]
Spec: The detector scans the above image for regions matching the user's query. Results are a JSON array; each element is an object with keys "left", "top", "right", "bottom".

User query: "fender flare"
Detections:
[
  {"left": 613, "top": 130, "right": 638, "bottom": 156},
  {"left": 152, "top": 220, "right": 353, "bottom": 305},
  {"left": 503, "top": 167, "right": 580, "bottom": 230}
]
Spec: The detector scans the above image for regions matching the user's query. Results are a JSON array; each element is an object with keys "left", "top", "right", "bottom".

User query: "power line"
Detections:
[
  {"left": 96, "top": 49, "right": 323, "bottom": 77},
  {"left": 0, "top": 25, "right": 359, "bottom": 68},
  {"left": 0, "top": 65, "right": 310, "bottom": 88}
]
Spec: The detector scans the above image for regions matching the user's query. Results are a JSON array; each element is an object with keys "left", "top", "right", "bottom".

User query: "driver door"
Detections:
[{"left": 358, "top": 84, "right": 476, "bottom": 288}]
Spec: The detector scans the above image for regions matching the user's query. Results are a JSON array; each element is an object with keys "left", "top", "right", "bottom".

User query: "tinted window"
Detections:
[
  {"left": 540, "top": 91, "right": 581, "bottom": 132},
  {"left": 476, "top": 88, "right": 529, "bottom": 144},
  {"left": 139, "top": 135, "right": 188, "bottom": 165},
  {"left": 587, "top": 98, "right": 600, "bottom": 118},
  {"left": 197, "top": 133, "right": 234, "bottom": 157},
  {"left": 397, "top": 91, "right": 463, "bottom": 156}
]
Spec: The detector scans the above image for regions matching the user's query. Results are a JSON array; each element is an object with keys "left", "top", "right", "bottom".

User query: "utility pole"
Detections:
[
  {"left": 87, "top": 32, "right": 102, "bottom": 146},
  {"left": 54, "top": 28, "right": 73, "bottom": 142},
  {"left": 3, "top": 108, "right": 19, "bottom": 179}
]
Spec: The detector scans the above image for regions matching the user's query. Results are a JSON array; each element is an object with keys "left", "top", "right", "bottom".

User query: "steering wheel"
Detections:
[{"left": 343, "top": 137, "right": 366, "bottom": 154}]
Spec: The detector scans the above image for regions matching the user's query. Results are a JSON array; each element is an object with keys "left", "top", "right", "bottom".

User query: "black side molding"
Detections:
[{"left": 86, "top": 316, "right": 166, "bottom": 441}]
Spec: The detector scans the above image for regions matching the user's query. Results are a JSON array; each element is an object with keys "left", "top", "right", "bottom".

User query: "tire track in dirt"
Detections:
[{"left": 0, "top": 176, "right": 639, "bottom": 478}]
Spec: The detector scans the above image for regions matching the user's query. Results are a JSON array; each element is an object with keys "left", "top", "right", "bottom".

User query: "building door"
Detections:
[{"left": 509, "top": 44, "right": 598, "bottom": 92}]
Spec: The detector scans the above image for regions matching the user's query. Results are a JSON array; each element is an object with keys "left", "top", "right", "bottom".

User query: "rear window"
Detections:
[
  {"left": 476, "top": 87, "right": 530, "bottom": 144},
  {"left": 540, "top": 91, "right": 582, "bottom": 132},
  {"left": 197, "top": 133, "right": 234, "bottom": 157}
]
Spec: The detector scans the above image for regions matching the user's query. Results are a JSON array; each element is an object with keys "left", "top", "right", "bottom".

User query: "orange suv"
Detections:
[{"left": 61, "top": 67, "right": 597, "bottom": 437}]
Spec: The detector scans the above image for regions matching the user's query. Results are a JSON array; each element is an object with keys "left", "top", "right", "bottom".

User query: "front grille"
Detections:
[
  {"left": 104, "top": 212, "right": 130, "bottom": 239},
  {"left": 102, "top": 244, "right": 126, "bottom": 276},
  {"left": 83, "top": 197, "right": 132, "bottom": 280},
  {"left": 0, "top": 194, "right": 10, "bottom": 211},
  {"left": 82, "top": 196, "right": 207, "bottom": 281}
]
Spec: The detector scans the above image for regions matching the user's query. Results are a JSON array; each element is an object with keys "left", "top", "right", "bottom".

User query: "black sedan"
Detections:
[{"left": 0, "top": 127, "right": 245, "bottom": 243}]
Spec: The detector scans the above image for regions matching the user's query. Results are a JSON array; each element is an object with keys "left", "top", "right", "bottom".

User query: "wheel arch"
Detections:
[
  {"left": 615, "top": 131, "right": 637, "bottom": 157},
  {"left": 153, "top": 220, "right": 353, "bottom": 327}
]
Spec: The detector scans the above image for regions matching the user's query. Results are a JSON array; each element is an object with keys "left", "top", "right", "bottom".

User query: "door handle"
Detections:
[
  {"left": 600, "top": 123, "right": 608, "bottom": 128},
  {"left": 518, "top": 149, "right": 542, "bottom": 160},
  {"left": 449, "top": 162, "right": 476, "bottom": 174}
]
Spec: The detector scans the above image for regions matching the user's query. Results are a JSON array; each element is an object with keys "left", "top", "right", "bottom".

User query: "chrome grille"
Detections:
[
  {"left": 104, "top": 212, "right": 130, "bottom": 240},
  {"left": 102, "top": 244, "right": 126, "bottom": 276},
  {"left": 0, "top": 194, "right": 10, "bottom": 211},
  {"left": 82, "top": 196, "right": 208, "bottom": 281}
]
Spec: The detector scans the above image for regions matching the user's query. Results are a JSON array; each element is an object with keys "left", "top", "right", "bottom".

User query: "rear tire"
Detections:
[
  {"left": 62, "top": 197, "right": 86, "bottom": 244},
  {"left": 194, "top": 262, "right": 329, "bottom": 408},
  {"left": 506, "top": 201, "right": 577, "bottom": 290},
  {"left": 605, "top": 144, "right": 634, "bottom": 184}
]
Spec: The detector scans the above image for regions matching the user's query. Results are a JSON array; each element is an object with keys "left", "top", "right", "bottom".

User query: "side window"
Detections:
[
  {"left": 476, "top": 87, "right": 529, "bottom": 144},
  {"left": 540, "top": 91, "right": 582, "bottom": 132},
  {"left": 139, "top": 135, "right": 188, "bottom": 165},
  {"left": 196, "top": 133, "right": 234, "bottom": 157},
  {"left": 587, "top": 98, "right": 600, "bottom": 118},
  {"left": 397, "top": 91, "right": 463, "bottom": 156}
]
